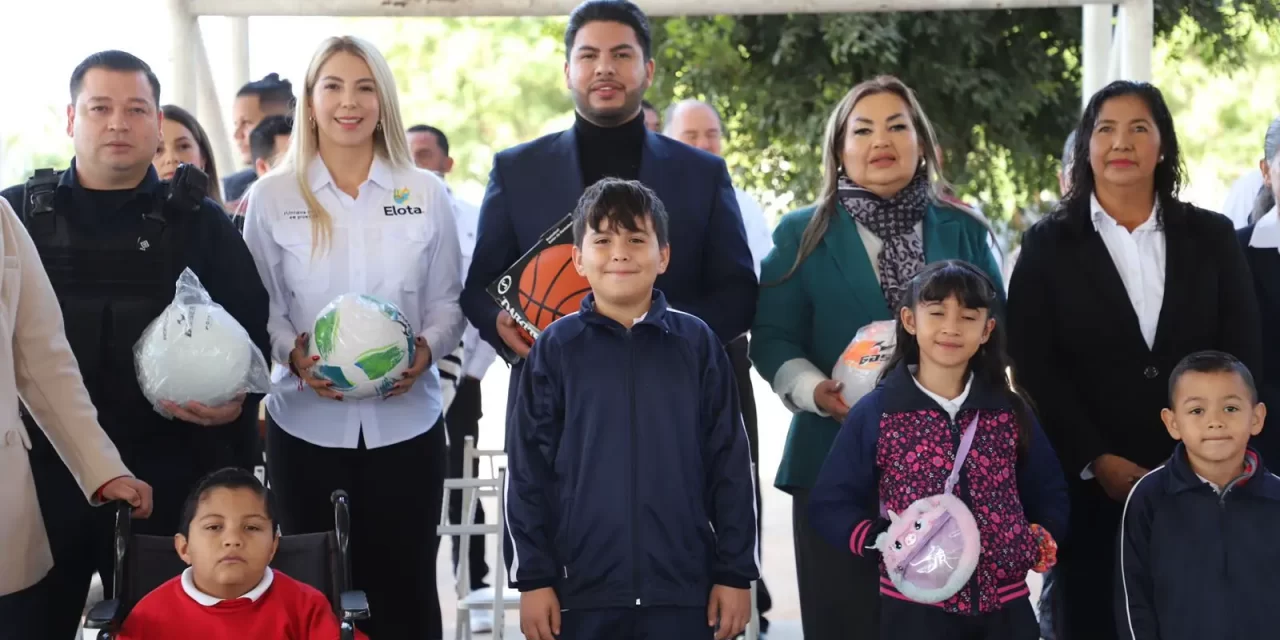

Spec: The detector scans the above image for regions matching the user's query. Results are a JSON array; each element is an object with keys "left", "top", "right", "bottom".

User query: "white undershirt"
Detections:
[
  {"left": 1250, "top": 207, "right": 1280, "bottom": 252},
  {"left": 1090, "top": 193, "right": 1165, "bottom": 350}
]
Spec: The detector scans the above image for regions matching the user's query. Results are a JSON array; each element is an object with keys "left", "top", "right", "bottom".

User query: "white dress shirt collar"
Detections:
[
  {"left": 307, "top": 153, "right": 396, "bottom": 192},
  {"left": 908, "top": 366, "right": 973, "bottom": 422},
  {"left": 1089, "top": 193, "right": 1160, "bottom": 233},
  {"left": 181, "top": 566, "right": 274, "bottom": 606},
  {"left": 1251, "top": 207, "right": 1280, "bottom": 250}
]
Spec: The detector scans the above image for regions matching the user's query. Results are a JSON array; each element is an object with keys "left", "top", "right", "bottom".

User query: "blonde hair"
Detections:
[
  {"left": 775, "top": 75, "right": 990, "bottom": 283},
  {"left": 281, "top": 36, "right": 414, "bottom": 254}
]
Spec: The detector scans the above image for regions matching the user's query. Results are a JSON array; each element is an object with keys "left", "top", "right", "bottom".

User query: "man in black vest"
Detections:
[{"left": 0, "top": 50, "right": 270, "bottom": 640}]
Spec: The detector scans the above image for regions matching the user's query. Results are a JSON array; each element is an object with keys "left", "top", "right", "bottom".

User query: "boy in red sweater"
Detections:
[{"left": 117, "top": 468, "right": 365, "bottom": 639}]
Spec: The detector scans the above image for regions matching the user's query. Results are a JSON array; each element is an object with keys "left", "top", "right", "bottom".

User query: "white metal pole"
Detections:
[
  {"left": 230, "top": 17, "right": 251, "bottom": 94},
  {"left": 190, "top": 0, "right": 1118, "bottom": 17},
  {"left": 1119, "top": 0, "right": 1154, "bottom": 81},
  {"left": 169, "top": 0, "right": 197, "bottom": 110},
  {"left": 194, "top": 26, "right": 236, "bottom": 199},
  {"left": 1081, "top": 4, "right": 1113, "bottom": 109}
]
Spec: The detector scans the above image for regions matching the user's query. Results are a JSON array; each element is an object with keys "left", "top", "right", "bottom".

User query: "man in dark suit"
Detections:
[{"left": 462, "top": 0, "right": 757, "bottom": 362}]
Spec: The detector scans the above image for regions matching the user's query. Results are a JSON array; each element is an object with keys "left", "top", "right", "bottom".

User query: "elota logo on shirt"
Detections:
[{"left": 385, "top": 187, "right": 422, "bottom": 215}]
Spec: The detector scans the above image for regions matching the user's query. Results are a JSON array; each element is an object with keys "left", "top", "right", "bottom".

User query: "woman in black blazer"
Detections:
[
  {"left": 1239, "top": 116, "right": 1280, "bottom": 462},
  {"left": 1007, "top": 81, "right": 1262, "bottom": 640}
]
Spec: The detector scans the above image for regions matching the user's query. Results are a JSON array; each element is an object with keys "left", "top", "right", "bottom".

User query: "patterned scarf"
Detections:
[{"left": 837, "top": 170, "right": 930, "bottom": 310}]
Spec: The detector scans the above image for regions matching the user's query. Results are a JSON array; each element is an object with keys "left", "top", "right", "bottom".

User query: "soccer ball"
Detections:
[
  {"left": 308, "top": 294, "right": 416, "bottom": 400},
  {"left": 136, "top": 303, "right": 255, "bottom": 408}
]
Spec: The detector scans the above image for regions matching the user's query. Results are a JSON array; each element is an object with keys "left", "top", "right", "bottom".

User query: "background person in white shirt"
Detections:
[
  {"left": 663, "top": 99, "right": 774, "bottom": 274},
  {"left": 407, "top": 122, "right": 499, "bottom": 633},
  {"left": 662, "top": 97, "right": 776, "bottom": 637},
  {"left": 243, "top": 36, "right": 465, "bottom": 640}
]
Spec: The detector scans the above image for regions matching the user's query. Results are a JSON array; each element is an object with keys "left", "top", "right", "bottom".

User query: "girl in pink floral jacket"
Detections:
[{"left": 809, "top": 260, "right": 1068, "bottom": 639}]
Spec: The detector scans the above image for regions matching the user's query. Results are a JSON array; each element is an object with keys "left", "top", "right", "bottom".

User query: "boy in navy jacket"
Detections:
[
  {"left": 1117, "top": 350, "right": 1280, "bottom": 640},
  {"left": 506, "top": 178, "right": 759, "bottom": 640}
]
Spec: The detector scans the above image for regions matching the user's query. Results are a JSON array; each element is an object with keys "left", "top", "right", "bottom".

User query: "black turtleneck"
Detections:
[{"left": 574, "top": 110, "right": 646, "bottom": 188}]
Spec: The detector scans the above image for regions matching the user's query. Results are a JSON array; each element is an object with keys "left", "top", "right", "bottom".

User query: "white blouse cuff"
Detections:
[{"left": 772, "top": 358, "right": 830, "bottom": 417}]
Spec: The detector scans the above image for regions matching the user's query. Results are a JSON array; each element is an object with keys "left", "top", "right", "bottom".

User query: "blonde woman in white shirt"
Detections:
[{"left": 242, "top": 35, "right": 465, "bottom": 640}]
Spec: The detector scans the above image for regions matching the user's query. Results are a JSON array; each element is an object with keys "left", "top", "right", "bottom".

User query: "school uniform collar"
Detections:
[
  {"left": 908, "top": 365, "right": 973, "bottom": 419},
  {"left": 180, "top": 566, "right": 274, "bottom": 606},
  {"left": 579, "top": 289, "right": 674, "bottom": 334},
  {"left": 306, "top": 153, "right": 395, "bottom": 192},
  {"left": 1090, "top": 192, "right": 1161, "bottom": 233},
  {"left": 879, "top": 363, "right": 1011, "bottom": 415},
  {"left": 1165, "top": 443, "right": 1280, "bottom": 500},
  {"left": 1250, "top": 207, "right": 1280, "bottom": 250}
]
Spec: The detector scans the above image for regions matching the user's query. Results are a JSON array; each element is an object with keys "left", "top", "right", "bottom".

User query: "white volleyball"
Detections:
[
  {"left": 136, "top": 303, "right": 254, "bottom": 407},
  {"left": 308, "top": 294, "right": 416, "bottom": 400}
]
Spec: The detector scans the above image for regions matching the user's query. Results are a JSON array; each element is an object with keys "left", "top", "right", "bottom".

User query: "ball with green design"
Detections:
[{"left": 308, "top": 293, "right": 416, "bottom": 399}]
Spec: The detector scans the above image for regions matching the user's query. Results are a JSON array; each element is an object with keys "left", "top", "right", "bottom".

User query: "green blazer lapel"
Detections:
[
  {"left": 823, "top": 202, "right": 888, "bottom": 314},
  {"left": 922, "top": 203, "right": 964, "bottom": 262}
]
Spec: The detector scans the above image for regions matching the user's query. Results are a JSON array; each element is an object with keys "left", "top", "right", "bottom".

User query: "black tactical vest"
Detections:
[{"left": 18, "top": 165, "right": 206, "bottom": 447}]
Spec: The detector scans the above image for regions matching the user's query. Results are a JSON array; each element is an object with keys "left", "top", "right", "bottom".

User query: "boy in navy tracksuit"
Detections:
[
  {"left": 505, "top": 178, "right": 759, "bottom": 640},
  {"left": 1117, "top": 351, "right": 1280, "bottom": 640}
]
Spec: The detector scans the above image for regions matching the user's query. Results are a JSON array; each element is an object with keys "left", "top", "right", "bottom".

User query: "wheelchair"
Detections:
[{"left": 84, "top": 490, "right": 370, "bottom": 640}]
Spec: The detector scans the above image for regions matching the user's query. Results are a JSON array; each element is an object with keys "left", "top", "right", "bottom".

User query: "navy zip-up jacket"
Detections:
[
  {"left": 1116, "top": 444, "right": 1280, "bottom": 640},
  {"left": 504, "top": 290, "right": 759, "bottom": 609}
]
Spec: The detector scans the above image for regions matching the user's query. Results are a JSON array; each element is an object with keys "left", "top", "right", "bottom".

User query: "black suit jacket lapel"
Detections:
[
  {"left": 1247, "top": 239, "right": 1280, "bottom": 323},
  {"left": 1152, "top": 214, "right": 1187, "bottom": 354},
  {"left": 541, "top": 128, "right": 588, "bottom": 224},
  {"left": 638, "top": 132, "right": 673, "bottom": 208},
  {"left": 1067, "top": 201, "right": 1150, "bottom": 350}
]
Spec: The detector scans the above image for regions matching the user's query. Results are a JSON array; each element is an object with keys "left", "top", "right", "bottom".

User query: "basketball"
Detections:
[{"left": 517, "top": 244, "right": 591, "bottom": 332}]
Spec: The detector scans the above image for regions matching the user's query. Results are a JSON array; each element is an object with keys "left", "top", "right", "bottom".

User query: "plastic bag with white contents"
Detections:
[
  {"left": 134, "top": 268, "right": 270, "bottom": 419},
  {"left": 831, "top": 320, "right": 897, "bottom": 408}
]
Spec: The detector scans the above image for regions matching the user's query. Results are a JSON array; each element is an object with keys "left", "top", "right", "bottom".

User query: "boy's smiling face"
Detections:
[
  {"left": 175, "top": 487, "right": 279, "bottom": 600},
  {"left": 573, "top": 213, "right": 669, "bottom": 308},
  {"left": 1162, "top": 370, "right": 1266, "bottom": 468}
]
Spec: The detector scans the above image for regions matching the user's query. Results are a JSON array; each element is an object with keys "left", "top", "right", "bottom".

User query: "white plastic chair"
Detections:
[
  {"left": 437, "top": 436, "right": 519, "bottom": 640},
  {"left": 438, "top": 437, "right": 761, "bottom": 640}
]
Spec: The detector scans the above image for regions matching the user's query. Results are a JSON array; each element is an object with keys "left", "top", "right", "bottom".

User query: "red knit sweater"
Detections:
[{"left": 116, "top": 569, "right": 367, "bottom": 640}]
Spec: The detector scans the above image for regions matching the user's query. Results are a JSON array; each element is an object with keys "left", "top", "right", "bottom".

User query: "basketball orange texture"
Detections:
[{"left": 518, "top": 244, "right": 592, "bottom": 332}]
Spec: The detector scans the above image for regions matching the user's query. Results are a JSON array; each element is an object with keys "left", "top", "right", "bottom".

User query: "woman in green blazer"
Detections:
[{"left": 750, "top": 76, "right": 1002, "bottom": 638}]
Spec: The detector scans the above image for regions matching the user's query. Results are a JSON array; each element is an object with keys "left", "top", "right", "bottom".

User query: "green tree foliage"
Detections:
[
  {"left": 0, "top": 105, "right": 74, "bottom": 188},
  {"left": 649, "top": 2, "right": 1280, "bottom": 235},
  {"left": 358, "top": 16, "right": 573, "bottom": 200},
  {"left": 1155, "top": 19, "right": 1280, "bottom": 205}
]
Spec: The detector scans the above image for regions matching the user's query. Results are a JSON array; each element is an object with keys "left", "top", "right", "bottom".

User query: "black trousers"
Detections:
[
  {"left": 791, "top": 488, "right": 881, "bottom": 639},
  {"left": 0, "top": 422, "right": 254, "bottom": 640},
  {"left": 446, "top": 376, "right": 489, "bottom": 591},
  {"left": 725, "top": 337, "right": 772, "bottom": 631},
  {"left": 880, "top": 596, "right": 1039, "bottom": 640},
  {"left": 1056, "top": 479, "right": 1123, "bottom": 640},
  {"left": 559, "top": 607, "right": 711, "bottom": 640},
  {"left": 266, "top": 415, "right": 447, "bottom": 640},
  {"left": 1038, "top": 568, "right": 1062, "bottom": 640}
]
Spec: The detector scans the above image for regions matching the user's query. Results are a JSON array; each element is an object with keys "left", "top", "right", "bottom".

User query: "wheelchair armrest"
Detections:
[
  {"left": 84, "top": 598, "right": 121, "bottom": 630},
  {"left": 339, "top": 590, "right": 370, "bottom": 621}
]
